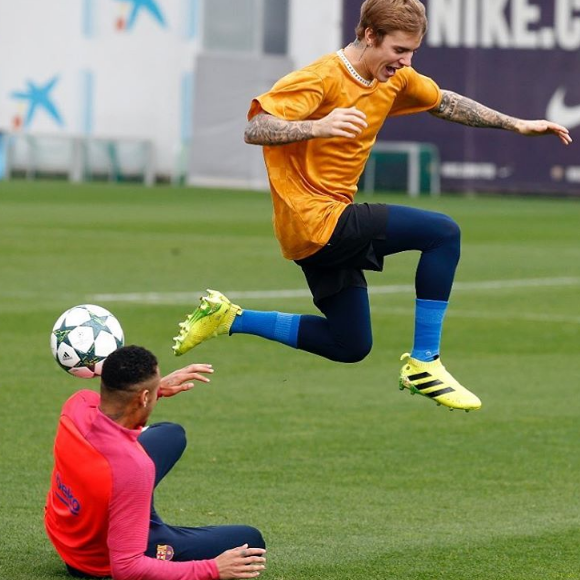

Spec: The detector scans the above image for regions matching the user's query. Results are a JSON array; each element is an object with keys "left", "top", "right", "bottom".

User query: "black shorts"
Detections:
[{"left": 295, "top": 202, "right": 389, "bottom": 305}]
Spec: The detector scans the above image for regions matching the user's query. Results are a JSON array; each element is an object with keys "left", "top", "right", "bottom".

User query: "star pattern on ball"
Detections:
[
  {"left": 53, "top": 325, "right": 72, "bottom": 343},
  {"left": 84, "top": 312, "right": 113, "bottom": 337}
]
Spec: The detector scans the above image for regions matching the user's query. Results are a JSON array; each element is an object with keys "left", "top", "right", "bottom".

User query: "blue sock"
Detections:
[
  {"left": 411, "top": 299, "right": 448, "bottom": 362},
  {"left": 230, "top": 310, "right": 300, "bottom": 348}
]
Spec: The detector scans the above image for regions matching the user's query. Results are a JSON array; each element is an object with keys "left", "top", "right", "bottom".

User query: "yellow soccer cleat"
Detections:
[
  {"left": 172, "top": 289, "right": 242, "bottom": 356},
  {"left": 398, "top": 353, "right": 482, "bottom": 412}
]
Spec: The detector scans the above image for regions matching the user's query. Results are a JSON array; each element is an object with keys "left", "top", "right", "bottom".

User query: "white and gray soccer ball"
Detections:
[{"left": 50, "top": 304, "right": 124, "bottom": 379}]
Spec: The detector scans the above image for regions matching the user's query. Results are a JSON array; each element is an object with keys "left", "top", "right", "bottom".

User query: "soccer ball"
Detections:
[{"left": 50, "top": 304, "right": 124, "bottom": 379}]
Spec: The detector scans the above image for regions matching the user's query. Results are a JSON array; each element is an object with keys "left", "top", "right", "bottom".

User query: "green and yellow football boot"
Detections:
[
  {"left": 172, "top": 290, "right": 242, "bottom": 356},
  {"left": 398, "top": 353, "right": 482, "bottom": 412}
]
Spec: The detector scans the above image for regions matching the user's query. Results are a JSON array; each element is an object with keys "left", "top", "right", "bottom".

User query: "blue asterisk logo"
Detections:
[
  {"left": 114, "top": 0, "right": 166, "bottom": 29},
  {"left": 11, "top": 76, "right": 64, "bottom": 128}
]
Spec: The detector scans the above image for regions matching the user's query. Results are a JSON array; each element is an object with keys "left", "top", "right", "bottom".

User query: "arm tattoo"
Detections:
[
  {"left": 244, "top": 113, "right": 316, "bottom": 146},
  {"left": 429, "top": 90, "right": 520, "bottom": 131}
]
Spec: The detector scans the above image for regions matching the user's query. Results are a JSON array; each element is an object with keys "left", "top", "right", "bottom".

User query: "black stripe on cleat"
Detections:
[
  {"left": 408, "top": 372, "right": 431, "bottom": 381},
  {"left": 415, "top": 379, "right": 444, "bottom": 390},
  {"left": 425, "top": 386, "right": 455, "bottom": 398}
]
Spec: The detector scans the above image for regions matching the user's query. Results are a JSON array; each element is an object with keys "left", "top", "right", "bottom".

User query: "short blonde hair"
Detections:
[{"left": 355, "top": 0, "right": 427, "bottom": 43}]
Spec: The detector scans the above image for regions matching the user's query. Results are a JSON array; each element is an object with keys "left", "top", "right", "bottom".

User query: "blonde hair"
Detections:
[{"left": 355, "top": 0, "right": 427, "bottom": 43}]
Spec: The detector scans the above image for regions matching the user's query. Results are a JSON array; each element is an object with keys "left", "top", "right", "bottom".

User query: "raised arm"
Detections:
[
  {"left": 158, "top": 363, "right": 213, "bottom": 398},
  {"left": 244, "top": 109, "right": 368, "bottom": 146},
  {"left": 430, "top": 90, "right": 572, "bottom": 145}
]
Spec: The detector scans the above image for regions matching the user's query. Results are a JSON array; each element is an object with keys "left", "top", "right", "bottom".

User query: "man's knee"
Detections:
[
  {"left": 427, "top": 213, "right": 461, "bottom": 263},
  {"left": 166, "top": 423, "right": 187, "bottom": 454},
  {"left": 243, "top": 526, "right": 266, "bottom": 549},
  {"left": 169, "top": 423, "right": 186, "bottom": 443},
  {"left": 143, "top": 422, "right": 187, "bottom": 454},
  {"left": 437, "top": 214, "right": 461, "bottom": 243},
  {"left": 335, "top": 336, "right": 373, "bottom": 363}
]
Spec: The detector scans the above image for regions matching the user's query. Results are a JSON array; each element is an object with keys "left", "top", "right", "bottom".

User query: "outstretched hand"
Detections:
[
  {"left": 215, "top": 544, "right": 266, "bottom": 579},
  {"left": 158, "top": 363, "right": 213, "bottom": 398},
  {"left": 517, "top": 119, "right": 572, "bottom": 145}
]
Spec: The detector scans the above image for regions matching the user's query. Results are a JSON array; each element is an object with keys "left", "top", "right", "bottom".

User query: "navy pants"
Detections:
[
  {"left": 138, "top": 422, "right": 265, "bottom": 561},
  {"left": 297, "top": 205, "right": 461, "bottom": 362}
]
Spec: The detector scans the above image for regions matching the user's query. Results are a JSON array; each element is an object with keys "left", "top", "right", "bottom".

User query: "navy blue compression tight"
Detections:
[{"left": 296, "top": 205, "right": 461, "bottom": 362}]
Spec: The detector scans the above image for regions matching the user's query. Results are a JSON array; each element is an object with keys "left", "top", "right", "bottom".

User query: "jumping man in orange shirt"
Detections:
[{"left": 173, "top": 0, "right": 571, "bottom": 412}]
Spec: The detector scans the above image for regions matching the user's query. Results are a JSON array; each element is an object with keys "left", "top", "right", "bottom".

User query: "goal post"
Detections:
[
  {"left": 3, "top": 133, "right": 155, "bottom": 185},
  {"left": 360, "top": 141, "right": 440, "bottom": 196}
]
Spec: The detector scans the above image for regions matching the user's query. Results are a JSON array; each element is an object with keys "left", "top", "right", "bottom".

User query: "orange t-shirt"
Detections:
[{"left": 248, "top": 50, "right": 442, "bottom": 261}]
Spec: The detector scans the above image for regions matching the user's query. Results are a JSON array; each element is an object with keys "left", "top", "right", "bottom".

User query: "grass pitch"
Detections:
[{"left": 1, "top": 180, "right": 579, "bottom": 580}]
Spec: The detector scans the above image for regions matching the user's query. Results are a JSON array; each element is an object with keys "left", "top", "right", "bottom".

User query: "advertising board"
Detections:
[{"left": 343, "top": 0, "right": 580, "bottom": 194}]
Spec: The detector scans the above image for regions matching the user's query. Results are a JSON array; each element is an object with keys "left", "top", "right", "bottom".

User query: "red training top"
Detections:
[{"left": 44, "top": 390, "right": 219, "bottom": 580}]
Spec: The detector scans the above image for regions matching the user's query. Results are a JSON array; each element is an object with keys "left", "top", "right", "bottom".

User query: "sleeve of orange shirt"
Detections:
[
  {"left": 248, "top": 69, "right": 325, "bottom": 121},
  {"left": 388, "top": 68, "right": 442, "bottom": 117}
]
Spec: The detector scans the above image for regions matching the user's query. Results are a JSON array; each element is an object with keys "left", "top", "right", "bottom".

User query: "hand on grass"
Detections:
[{"left": 215, "top": 544, "right": 266, "bottom": 579}]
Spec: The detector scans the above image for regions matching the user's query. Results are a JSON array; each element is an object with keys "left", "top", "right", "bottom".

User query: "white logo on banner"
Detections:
[
  {"left": 547, "top": 87, "right": 580, "bottom": 130},
  {"left": 427, "top": 0, "right": 580, "bottom": 50},
  {"left": 441, "top": 162, "right": 507, "bottom": 180}
]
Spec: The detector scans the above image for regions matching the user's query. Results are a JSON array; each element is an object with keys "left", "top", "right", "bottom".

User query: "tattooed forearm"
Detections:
[
  {"left": 244, "top": 113, "right": 316, "bottom": 146},
  {"left": 429, "top": 90, "right": 521, "bottom": 131}
]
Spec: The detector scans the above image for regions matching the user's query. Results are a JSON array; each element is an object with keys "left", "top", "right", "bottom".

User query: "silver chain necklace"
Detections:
[{"left": 337, "top": 49, "right": 374, "bottom": 87}]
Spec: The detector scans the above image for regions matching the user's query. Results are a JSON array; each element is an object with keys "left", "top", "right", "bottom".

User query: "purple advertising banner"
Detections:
[{"left": 342, "top": 0, "right": 580, "bottom": 194}]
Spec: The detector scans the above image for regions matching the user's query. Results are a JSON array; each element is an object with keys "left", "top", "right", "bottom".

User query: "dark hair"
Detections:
[
  {"left": 355, "top": 0, "right": 427, "bottom": 43},
  {"left": 101, "top": 345, "right": 158, "bottom": 392}
]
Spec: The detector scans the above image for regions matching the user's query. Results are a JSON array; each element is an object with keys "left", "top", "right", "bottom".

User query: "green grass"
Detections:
[{"left": 1, "top": 180, "right": 579, "bottom": 580}]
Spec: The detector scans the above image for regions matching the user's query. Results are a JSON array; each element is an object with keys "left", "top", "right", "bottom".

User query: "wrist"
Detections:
[
  {"left": 513, "top": 119, "right": 526, "bottom": 134},
  {"left": 310, "top": 119, "right": 320, "bottom": 138}
]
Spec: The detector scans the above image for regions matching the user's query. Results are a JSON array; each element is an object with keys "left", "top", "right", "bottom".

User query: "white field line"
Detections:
[{"left": 89, "top": 276, "right": 580, "bottom": 305}]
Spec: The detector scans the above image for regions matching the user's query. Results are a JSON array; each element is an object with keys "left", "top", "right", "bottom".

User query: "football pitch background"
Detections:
[{"left": 1, "top": 181, "right": 579, "bottom": 580}]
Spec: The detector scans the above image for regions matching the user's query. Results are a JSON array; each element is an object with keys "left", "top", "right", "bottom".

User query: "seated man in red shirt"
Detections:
[{"left": 45, "top": 345, "right": 266, "bottom": 580}]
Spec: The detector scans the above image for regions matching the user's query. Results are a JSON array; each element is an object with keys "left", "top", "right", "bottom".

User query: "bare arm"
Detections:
[
  {"left": 244, "top": 112, "right": 317, "bottom": 145},
  {"left": 430, "top": 90, "right": 571, "bottom": 145},
  {"left": 429, "top": 89, "right": 520, "bottom": 129},
  {"left": 244, "top": 108, "right": 368, "bottom": 146}
]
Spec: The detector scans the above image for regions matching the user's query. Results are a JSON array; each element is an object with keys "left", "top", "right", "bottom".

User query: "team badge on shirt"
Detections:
[{"left": 156, "top": 544, "right": 174, "bottom": 561}]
